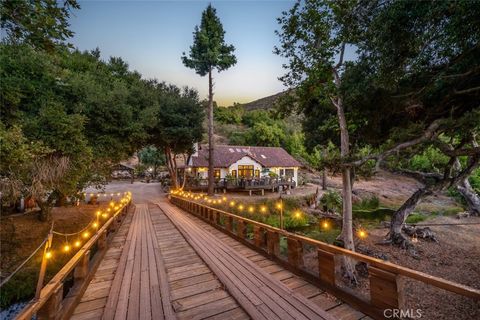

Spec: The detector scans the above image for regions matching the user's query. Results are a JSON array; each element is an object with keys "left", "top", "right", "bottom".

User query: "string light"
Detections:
[
  {"left": 294, "top": 210, "right": 302, "bottom": 219},
  {"left": 63, "top": 244, "right": 71, "bottom": 252},
  {"left": 358, "top": 229, "right": 367, "bottom": 239},
  {"left": 238, "top": 204, "right": 244, "bottom": 211},
  {"left": 260, "top": 205, "right": 267, "bottom": 213},
  {"left": 248, "top": 206, "right": 254, "bottom": 213},
  {"left": 82, "top": 231, "right": 89, "bottom": 239},
  {"left": 276, "top": 202, "right": 283, "bottom": 210},
  {"left": 45, "top": 250, "right": 52, "bottom": 259},
  {"left": 93, "top": 222, "right": 99, "bottom": 228},
  {"left": 222, "top": 196, "right": 227, "bottom": 201},
  {"left": 322, "top": 221, "right": 330, "bottom": 229},
  {"left": 229, "top": 201, "right": 236, "bottom": 207},
  {"left": 74, "top": 240, "right": 81, "bottom": 247}
]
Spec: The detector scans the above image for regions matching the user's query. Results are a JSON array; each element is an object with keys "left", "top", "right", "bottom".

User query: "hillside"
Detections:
[{"left": 238, "top": 91, "right": 286, "bottom": 111}]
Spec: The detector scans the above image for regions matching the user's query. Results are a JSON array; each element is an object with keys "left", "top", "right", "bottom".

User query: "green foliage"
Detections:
[
  {"left": 0, "top": 0, "right": 80, "bottom": 51},
  {"left": 353, "top": 196, "right": 380, "bottom": 211},
  {"left": 214, "top": 106, "right": 244, "bottom": 124},
  {"left": 182, "top": 4, "right": 236, "bottom": 76},
  {"left": 138, "top": 146, "right": 165, "bottom": 171},
  {"left": 405, "top": 213, "right": 428, "bottom": 224},
  {"left": 245, "top": 121, "right": 285, "bottom": 147},
  {"left": 147, "top": 84, "right": 205, "bottom": 155},
  {"left": 403, "top": 146, "right": 449, "bottom": 173},
  {"left": 319, "top": 191, "right": 342, "bottom": 213},
  {"left": 468, "top": 168, "right": 480, "bottom": 194}
]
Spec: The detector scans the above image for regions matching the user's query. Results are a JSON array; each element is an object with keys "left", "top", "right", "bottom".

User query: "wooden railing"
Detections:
[
  {"left": 170, "top": 195, "right": 480, "bottom": 319},
  {"left": 182, "top": 176, "right": 295, "bottom": 191},
  {"left": 15, "top": 200, "right": 132, "bottom": 320}
]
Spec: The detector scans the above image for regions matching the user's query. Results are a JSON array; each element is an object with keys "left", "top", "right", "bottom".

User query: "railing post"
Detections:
[
  {"left": 237, "top": 220, "right": 247, "bottom": 239},
  {"left": 318, "top": 248, "right": 336, "bottom": 287},
  {"left": 37, "top": 283, "right": 63, "bottom": 320},
  {"left": 214, "top": 211, "right": 221, "bottom": 225},
  {"left": 287, "top": 237, "right": 303, "bottom": 269},
  {"left": 98, "top": 230, "right": 107, "bottom": 250},
  {"left": 368, "top": 266, "right": 405, "bottom": 310},
  {"left": 74, "top": 250, "right": 90, "bottom": 281},
  {"left": 253, "top": 226, "right": 265, "bottom": 248},
  {"left": 266, "top": 230, "right": 280, "bottom": 257},
  {"left": 225, "top": 216, "right": 233, "bottom": 232}
]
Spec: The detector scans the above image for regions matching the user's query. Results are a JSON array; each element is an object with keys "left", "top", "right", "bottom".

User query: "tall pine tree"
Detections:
[{"left": 182, "top": 4, "right": 236, "bottom": 195}]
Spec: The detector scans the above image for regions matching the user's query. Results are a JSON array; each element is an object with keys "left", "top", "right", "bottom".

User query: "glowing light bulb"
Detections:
[
  {"left": 74, "top": 240, "right": 81, "bottom": 247},
  {"left": 276, "top": 203, "right": 283, "bottom": 210},
  {"left": 260, "top": 206, "right": 267, "bottom": 213},
  {"left": 248, "top": 206, "right": 254, "bottom": 213},
  {"left": 102, "top": 213, "right": 108, "bottom": 219},
  {"left": 64, "top": 244, "right": 70, "bottom": 252},
  {"left": 294, "top": 211, "right": 302, "bottom": 219},
  {"left": 83, "top": 232, "right": 89, "bottom": 238},
  {"left": 96, "top": 211, "right": 101, "bottom": 216},
  {"left": 45, "top": 250, "right": 52, "bottom": 259},
  {"left": 93, "top": 222, "right": 98, "bottom": 228},
  {"left": 358, "top": 230, "right": 367, "bottom": 239},
  {"left": 222, "top": 196, "right": 227, "bottom": 201},
  {"left": 109, "top": 201, "right": 114, "bottom": 207},
  {"left": 238, "top": 205, "right": 244, "bottom": 211},
  {"left": 230, "top": 201, "right": 235, "bottom": 207},
  {"left": 322, "top": 221, "right": 330, "bottom": 229}
]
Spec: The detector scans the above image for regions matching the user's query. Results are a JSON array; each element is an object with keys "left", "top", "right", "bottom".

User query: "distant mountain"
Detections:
[{"left": 239, "top": 91, "right": 286, "bottom": 111}]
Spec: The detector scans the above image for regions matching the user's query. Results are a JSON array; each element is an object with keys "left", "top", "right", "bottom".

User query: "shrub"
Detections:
[
  {"left": 319, "top": 190, "right": 342, "bottom": 213},
  {"left": 353, "top": 196, "right": 380, "bottom": 210}
]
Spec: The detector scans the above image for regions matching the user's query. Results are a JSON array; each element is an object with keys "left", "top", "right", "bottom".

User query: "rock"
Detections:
[{"left": 456, "top": 211, "right": 470, "bottom": 219}]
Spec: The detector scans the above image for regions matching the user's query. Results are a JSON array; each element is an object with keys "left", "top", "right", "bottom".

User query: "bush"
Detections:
[
  {"left": 353, "top": 196, "right": 380, "bottom": 211},
  {"left": 319, "top": 190, "right": 342, "bottom": 213}
]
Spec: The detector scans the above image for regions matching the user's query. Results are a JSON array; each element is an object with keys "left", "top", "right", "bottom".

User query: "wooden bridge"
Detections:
[{"left": 16, "top": 194, "right": 480, "bottom": 320}]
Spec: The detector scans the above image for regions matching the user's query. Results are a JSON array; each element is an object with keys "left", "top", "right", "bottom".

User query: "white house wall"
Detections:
[{"left": 228, "top": 156, "right": 263, "bottom": 177}]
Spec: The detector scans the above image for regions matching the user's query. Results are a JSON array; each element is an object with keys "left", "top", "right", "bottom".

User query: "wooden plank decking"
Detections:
[{"left": 71, "top": 197, "right": 367, "bottom": 320}]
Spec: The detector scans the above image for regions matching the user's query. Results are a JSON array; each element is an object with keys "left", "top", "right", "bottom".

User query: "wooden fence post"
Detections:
[
  {"left": 368, "top": 266, "right": 405, "bottom": 310},
  {"left": 98, "top": 231, "right": 107, "bottom": 250},
  {"left": 287, "top": 237, "right": 303, "bottom": 269},
  {"left": 318, "top": 248, "right": 336, "bottom": 287},
  {"left": 237, "top": 220, "right": 247, "bottom": 239},
  {"left": 253, "top": 226, "right": 265, "bottom": 248},
  {"left": 74, "top": 250, "right": 91, "bottom": 281},
  {"left": 266, "top": 230, "right": 280, "bottom": 257},
  {"left": 37, "top": 283, "right": 63, "bottom": 320},
  {"left": 225, "top": 216, "right": 233, "bottom": 233}
]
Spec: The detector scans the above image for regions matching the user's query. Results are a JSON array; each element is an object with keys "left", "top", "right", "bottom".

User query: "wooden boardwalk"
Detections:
[{"left": 71, "top": 198, "right": 367, "bottom": 320}]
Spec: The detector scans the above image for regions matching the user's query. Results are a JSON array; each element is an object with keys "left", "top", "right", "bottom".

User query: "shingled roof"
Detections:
[{"left": 190, "top": 145, "right": 302, "bottom": 168}]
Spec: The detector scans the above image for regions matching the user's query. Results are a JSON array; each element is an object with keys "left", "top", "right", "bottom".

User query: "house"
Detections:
[{"left": 186, "top": 145, "right": 302, "bottom": 186}]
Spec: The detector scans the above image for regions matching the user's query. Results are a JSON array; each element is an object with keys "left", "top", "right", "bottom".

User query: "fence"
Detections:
[
  {"left": 15, "top": 200, "right": 131, "bottom": 320},
  {"left": 170, "top": 195, "right": 480, "bottom": 319}
]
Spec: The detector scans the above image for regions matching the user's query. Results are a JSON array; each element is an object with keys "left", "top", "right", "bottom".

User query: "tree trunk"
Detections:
[
  {"left": 207, "top": 68, "right": 215, "bottom": 196},
  {"left": 181, "top": 154, "right": 188, "bottom": 190},
  {"left": 164, "top": 147, "right": 177, "bottom": 189},
  {"left": 333, "top": 92, "right": 357, "bottom": 283},
  {"left": 322, "top": 170, "right": 327, "bottom": 190},
  {"left": 37, "top": 200, "right": 52, "bottom": 222},
  {"left": 389, "top": 188, "right": 430, "bottom": 247},
  {"left": 457, "top": 178, "right": 480, "bottom": 215}
]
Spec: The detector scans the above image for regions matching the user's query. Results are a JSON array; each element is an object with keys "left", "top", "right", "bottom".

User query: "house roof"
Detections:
[{"left": 190, "top": 145, "right": 302, "bottom": 168}]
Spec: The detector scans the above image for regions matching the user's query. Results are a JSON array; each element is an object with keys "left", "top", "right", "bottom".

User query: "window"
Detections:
[
  {"left": 214, "top": 169, "right": 221, "bottom": 180},
  {"left": 285, "top": 169, "right": 294, "bottom": 177},
  {"left": 280, "top": 169, "right": 285, "bottom": 176},
  {"left": 231, "top": 170, "right": 237, "bottom": 177},
  {"left": 254, "top": 169, "right": 260, "bottom": 178},
  {"left": 238, "top": 165, "right": 254, "bottom": 178}
]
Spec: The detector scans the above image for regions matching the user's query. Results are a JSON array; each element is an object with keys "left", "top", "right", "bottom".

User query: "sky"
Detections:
[{"left": 69, "top": 0, "right": 298, "bottom": 106}]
